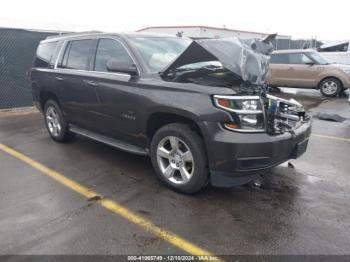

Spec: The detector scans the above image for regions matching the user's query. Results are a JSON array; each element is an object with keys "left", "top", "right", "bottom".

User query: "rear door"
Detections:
[{"left": 54, "top": 38, "right": 99, "bottom": 129}]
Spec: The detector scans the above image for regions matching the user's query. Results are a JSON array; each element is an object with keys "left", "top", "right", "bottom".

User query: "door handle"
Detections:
[
  {"left": 84, "top": 80, "right": 99, "bottom": 87},
  {"left": 55, "top": 76, "right": 64, "bottom": 81}
]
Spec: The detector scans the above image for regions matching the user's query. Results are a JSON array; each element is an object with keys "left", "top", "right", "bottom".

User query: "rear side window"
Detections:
[
  {"left": 34, "top": 42, "right": 58, "bottom": 68},
  {"left": 270, "top": 53, "right": 289, "bottom": 64},
  {"left": 94, "top": 39, "right": 133, "bottom": 72},
  {"left": 289, "top": 53, "right": 313, "bottom": 64},
  {"left": 59, "top": 39, "right": 94, "bottom": 70}
]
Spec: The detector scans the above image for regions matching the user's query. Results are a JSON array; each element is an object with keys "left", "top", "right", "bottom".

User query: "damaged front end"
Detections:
[
  {"left": 264, "top": 95, "right": 310, "bottom": 135},
  {"left": 160, "top": 34, "right": 310, "bottom": 135},
  {"left": 213, "top": 94, "right": 309, "bottom": 135}
]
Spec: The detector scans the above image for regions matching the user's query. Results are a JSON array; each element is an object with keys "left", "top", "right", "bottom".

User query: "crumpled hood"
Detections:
[{"left": 161, "top": 35, "right": 275, "bottom": 86}]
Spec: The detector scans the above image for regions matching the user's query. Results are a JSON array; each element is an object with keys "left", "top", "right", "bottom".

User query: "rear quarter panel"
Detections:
[
  {"left": 317, "top": 66, "right": 350, "bottom": 88},
  {"left": 30, "top": 68, "right": 57, "bottom": 110}
]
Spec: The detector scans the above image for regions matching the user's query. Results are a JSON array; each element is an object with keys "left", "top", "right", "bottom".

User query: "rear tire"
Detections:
[
  {"left": 319, "top": 78, "right": 342, "bottom": 97},
  {"left": 44, "top": 100, "right": 74, "bottom": 142},
  {"left": 150, "top": 123, "right": 208, "bottom": 194}
]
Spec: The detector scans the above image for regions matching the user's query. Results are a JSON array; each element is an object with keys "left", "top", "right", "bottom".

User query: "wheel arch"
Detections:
[
  {"left": 145, "top": 111, "right": 204, "bottom": 141},
  {"left": 39, "top": 91, "right": 61, "bottom": 111},
  {"left": 317, "top": 76, "right": 343, "bottom": 90}
]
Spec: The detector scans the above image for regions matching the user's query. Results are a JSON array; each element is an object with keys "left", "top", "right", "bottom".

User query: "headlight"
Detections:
[{"left": 213, "top": 95, "right": 266, "bottom": 132}]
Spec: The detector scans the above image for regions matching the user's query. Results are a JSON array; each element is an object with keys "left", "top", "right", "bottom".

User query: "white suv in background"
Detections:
[{"left": 318, "top": 40, "right": 350, "bottom": 65}]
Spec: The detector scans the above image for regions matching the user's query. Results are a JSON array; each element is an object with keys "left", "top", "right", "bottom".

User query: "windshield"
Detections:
[
  {"left": 128, "top": 37, "right": 192, "bottom": 72},
  {"left": 307, "top": 52, "right": 330, "bottom": 65}
]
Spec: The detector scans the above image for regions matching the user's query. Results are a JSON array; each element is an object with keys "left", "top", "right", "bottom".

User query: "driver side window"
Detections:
[
  {"left": 301, "top": 54, "right": 313, "bottom": 64},
  {"left": 94, "top": 39, "right": 133, "bottom": 72},
  {"left": 289, "top": 53, "right": 312, "bottom": 64}
]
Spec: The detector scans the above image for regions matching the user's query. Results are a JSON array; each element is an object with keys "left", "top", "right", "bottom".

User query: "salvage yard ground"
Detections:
[{"left": 0, "top": 90, "right": 349, "bottom": 256}]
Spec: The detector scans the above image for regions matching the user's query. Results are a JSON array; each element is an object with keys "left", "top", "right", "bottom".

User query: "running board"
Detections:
[{"left": 69, "top": 125, "right": 149, "bottom": 156}]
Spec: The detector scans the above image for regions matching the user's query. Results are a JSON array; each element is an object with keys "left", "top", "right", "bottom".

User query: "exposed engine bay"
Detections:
[
  {"left": 264, "top": 95, "right": 310, "bottom": 135},
  {"left": 160, "top": 34, "right": 310, "bottom": 135},
  {"left": 166, "top": 68, "right": 239, "bottom": 86}
]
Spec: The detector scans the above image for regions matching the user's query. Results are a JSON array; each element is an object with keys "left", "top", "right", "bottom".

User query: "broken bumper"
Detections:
[{"left": 200, "top": 120, "right": 312, "bottom": 187}]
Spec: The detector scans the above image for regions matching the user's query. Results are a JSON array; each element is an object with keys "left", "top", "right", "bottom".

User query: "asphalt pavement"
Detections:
[{"left": 0, "top": 90, "right": 349, "bottom": 257}]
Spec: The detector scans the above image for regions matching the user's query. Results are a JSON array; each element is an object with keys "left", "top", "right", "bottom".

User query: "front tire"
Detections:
[
  {"left": 150, "top": 123, "right": 208, "bottom": 194},
  {"left": 319, "top": 78, "right": 342, "bottom": 97},
  {"left": 44, "top": 100, "right": 74, "bottom": 142}
]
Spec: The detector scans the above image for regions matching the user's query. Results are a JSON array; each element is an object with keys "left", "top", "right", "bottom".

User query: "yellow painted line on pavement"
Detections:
[
  {"left": 312, "top": 134, "right": 350, "bottom": 142},
  {"left": 0, "top": 143, "right": 220, "bottom": 259}
]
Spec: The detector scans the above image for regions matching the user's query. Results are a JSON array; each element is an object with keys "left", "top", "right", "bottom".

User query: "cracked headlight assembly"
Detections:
[{"left": 213, "top": 95, "right": 266, "bottom": 132}]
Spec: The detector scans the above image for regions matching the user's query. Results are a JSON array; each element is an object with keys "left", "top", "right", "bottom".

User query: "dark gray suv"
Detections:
[{"left": 30, "top": 32, "right": 311, "bottom": 193}]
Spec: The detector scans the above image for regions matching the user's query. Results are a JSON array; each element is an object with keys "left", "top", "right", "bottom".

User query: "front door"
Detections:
[
  {"left": 286, "top": 53, "right": 319, "bottom": 88},
  {"left": 86, "top": 38, "right": 145, "bottom": 146}
]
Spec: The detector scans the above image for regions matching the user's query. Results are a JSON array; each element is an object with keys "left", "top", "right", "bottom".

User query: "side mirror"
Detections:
[
  {"left": 305, "top": 61, "right": 315, "bottom": 66},
  {"left": 106, "top": 59, "right": 138, "bottom": 76}
]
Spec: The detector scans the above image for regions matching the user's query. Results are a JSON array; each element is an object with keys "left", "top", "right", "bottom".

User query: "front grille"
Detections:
[{"left": 265, "top": 95, "right": 309, "bottom": 135}]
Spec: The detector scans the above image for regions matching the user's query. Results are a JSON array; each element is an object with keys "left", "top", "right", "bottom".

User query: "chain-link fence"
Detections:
[{"left": 0, "top": 28, "right": 56, "bottom": 110}]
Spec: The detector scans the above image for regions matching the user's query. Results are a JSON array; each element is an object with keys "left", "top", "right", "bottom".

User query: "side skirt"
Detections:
[{"left": 69, "top": 125, "right": 149, "bottom": 156}]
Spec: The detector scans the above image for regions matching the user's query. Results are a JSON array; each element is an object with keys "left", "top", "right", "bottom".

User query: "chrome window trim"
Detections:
[
  {"left": 42, "top": 32, "right": 108, "bottom": 43},
  {"left": 54, "top": 40, "right": 67, "bottom": 69},
  {"left": 53, "top": 36, "right": 140, "bottom": 76},
  {"left": 53, "top": 68, "right": 131, "bottom": 79}
]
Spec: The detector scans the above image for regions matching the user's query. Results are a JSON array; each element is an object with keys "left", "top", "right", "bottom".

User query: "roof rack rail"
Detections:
[{"left": 45, "top": 30, "right": 103, "bottom": 39}]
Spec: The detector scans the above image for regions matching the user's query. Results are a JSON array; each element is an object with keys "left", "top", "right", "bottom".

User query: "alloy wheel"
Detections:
[
  {"left": 322, "top": 81, "right": 338, "bottom": 95},
  {"left": 46, "top": 106, "right": 62, "bottom": 137},
  {"left": 156, "top": 136, "right": 194, "bottom": 185}
]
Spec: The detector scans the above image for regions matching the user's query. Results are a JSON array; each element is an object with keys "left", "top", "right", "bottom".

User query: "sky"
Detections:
[{"left": 0, "top": 0, "right": 348, "bottom": 42}]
